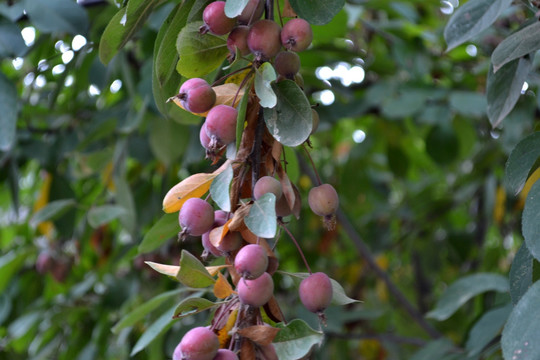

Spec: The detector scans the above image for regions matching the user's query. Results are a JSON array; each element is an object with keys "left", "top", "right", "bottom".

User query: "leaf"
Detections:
[
  {"left": 112, "top": 289, "right": 185, "bottom": 334},
  {"left": 23, "top": 0, "right": 89, "bottom": 35},
  {"left": 449, "top": 91, "right": 486, "bottom": 117},
  {"left": 169, "top": 83, "right": 245, "bottom": 117},
  {"left": 210, "top": 162, "right": 233, "bottom": 211},
  {"left": 465, "top": 304, "right": 512, "bottom": 356},
  {"left": 114, "top": 176, "right": 137, "bottom": 236},
  {"left": 145, "top": 261, "right": 179, "bottom": 277},
  {"left": 87, "top": 205, "right": 126, "bottom": 228},
  {"left": 443, "top": 0, "right": 512, "bottom": 51},
  {"left": 162, "top": 173, "right": 217, "bottom": 213},
  {"left": 501, "top": 281, "right": 540, "bottom": 360},
  {"left": 509, "top": 243, "right": 533, "bottom": 304},
  {"left": 0, "top": 72, "right": 18, "bottom": 151},
  {"left": 177, "top": 250, "right": 216, "bottom": 288},
  {"left": 224, "top": 0, "right": 250, "bottom": 18},
  {"left": 30, "top": 199, "right": 76, "bottom": 228},
  {"left": 236, "top": 86, "right": 250, "bottom": 152},
  {"left": 522, "top": 181, "right": 540, "bottom": 263},
  {"left": 237, "top": 325, "right": 280, "bottom": 346},
  {"left": 504, "top": 132, "right": 540, "bottom": 195},
  {"left": 213, "top": 272, "right": 234, "bottom": 299},
  {"left": 426, "top": 273, "right": 509, "bottom": 321},
  {"left": 0, "top": 19, "right": 26, "bottom": 58},
  {"left": 0, "top": 249, "right": 32, "bottom": 292},
  {"left": 273, "top": 319, "right": 323, "bottom": 360},
  {"left": 410, "top": 339, "right": 456, "bottom": 360},
  {"left": 263, "top": 80, "right": 312, "bottom": 147},
  {"left": 173, "top": 297, "right": 220, "bottom": 319},
  {"left": 255, "top": 62, "right": 277, "bottom": 108},
  {"left": 130, "top": 305, "right": 176, "bottom": 356},
  {"left": 278, "top": 271, "right": 360, "bottom": 306},
  {"left": 99, "top": 0, "right": 160, "bottom": 64},
  {"left": 492, "top": 21, "right": 540, "bottom": 73},
  {"left": 287, "top": 0, "right": 345, "bottom": 25},
  {"left": 139, "top": 213, "right": 179, "bottom": 254},
  {"left": 149, "top": 117, "right": 190, "bottom": 166},
  {"left": 176, "top": 21, "right": 229, "bottom": 78},
  {"left": 425, "top": 124, "right": 459, "bottom": 165},
  {"left": 487, "top": 56, "right": 533, "bottom": 128},
  {"left": 245, "top": 193, "right": 277, "bottom": 238}
]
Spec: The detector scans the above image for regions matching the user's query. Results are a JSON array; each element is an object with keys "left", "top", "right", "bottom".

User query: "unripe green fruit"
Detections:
[
  {"left": 237, "top": 272, "right": 274, "bottom": 307},
  {"left": 201, "top": 1, "right": 236, "bottom": 36},
  {"left": 234, "top": 244, "right": 268, "bottom": 279},
  {"left": 179, "top": 198, "right": 214, "bottom": 236},
  {"left": 308, "top": 184, "right": 339, "bottom": 217},
  {"left": 238, "top": 0, "right": 264, "bottom": 25},
  {"left": 274, "top": 51, "right": 300, "bottom": 78},
  {"left": 247, "top": 20, "right": 282, "bottom": 61},
  {"left": 178, "top": 78, "right": 216, "bottom": 114},
  {"left": 173, "top": 327, "right": 219, "bottom": 360},
  {"left": 299, "top": 272, "right": 333, "bottom": 313},
  {"left": 281, "top": 18, "right": 312, "bottom": 52},
  {"left": 253, "top": 176, "right": 282, "bottom": 200}
]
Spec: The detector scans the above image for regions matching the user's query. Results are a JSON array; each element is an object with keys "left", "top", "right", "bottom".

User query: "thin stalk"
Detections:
[{"left": 278, "top": 219, "right": 312, "bottom": 274}]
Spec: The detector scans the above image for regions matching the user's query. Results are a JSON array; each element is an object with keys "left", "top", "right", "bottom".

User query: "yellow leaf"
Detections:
[
  {"left": 218, "top": 309, "right": 238, "bottom": 347},
  {"left": 145, "top": 261, "right": 178, "bottom": 277},
  {"left": 494, "top": 185, "right": 506, "bottom": 224},
  {"left": 101, "top": 161, "right": 115, "bottom": 191},
  {"left": 225, "top": 69, "right": 252, "bottom": 86},
  {"left": 213, "top": 272, "right": 234, "bottom": 299},
  {"left": 169, "top": 83, "right": 245, "bottom": 117},
  {"left": 34, "top": 172, "right": 54, "bottom": 237},
  {"left": 517, "top": 167, "right": 540, "bottom": 209},
  {"left": 206, "top": 264, "right": 230, "bottom": 276}
]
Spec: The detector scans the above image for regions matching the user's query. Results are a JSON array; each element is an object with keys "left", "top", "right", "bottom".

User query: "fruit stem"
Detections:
[
  {"left": 232, "top": 69, "right": 254, "bottom": 107},
  {"left": 265, "top": 0, "right": 273, "bottom": 20},
  {"left": 278, "top": 219, "right": 312, "bottom": 274},
  {"left": 275, "top": 0, "right": 284, "bottom": 27},
  {"left": 302, "top": 144, "right": 322, "bottom": 186}
]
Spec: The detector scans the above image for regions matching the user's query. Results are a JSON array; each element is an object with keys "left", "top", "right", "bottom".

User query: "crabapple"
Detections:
[
  {"left": 213, "top": 349, "right": 239, "bottom": 360},
  {"left": 201, "top": 1, "right": 236, "bottom": 36},
  {"left": 36, "top": 251, "right": 53, "bottom": 274},
  {"left": 308, "top": 184, "right": 339, "bottom": 217},
  {"left": 247, "top": 20, "right": 282, "bottom": 61},
  {"left": 205, "top": 105, "right": 238, "bottom": 149},
  {"left": 237, "top": 272, "right": 274, "bottom": 307},
  {"left": 201, "top": 210, "right": 230, "bottom": 257},
  {"left": 274, "top": 51, "right": 300, "bottom": 78},
  {"left": 234, "top": 244, "right": 268, "bottom": 279},
  {"left": 299, "top": 272, "right": 333, "bottom": 313},
  {"left": 173, "top": 327, "right": 219, "bottom": 360},
  {"left": 227, "top": 26, "right": 250, "bottom": 57},
  {"left": 179, "top": 198, "right": 214, "bottom": 237},
  {"left": 281, "top": 18, "right": 312, "bottom": 52},
  {"left": 200, "top": 123, "right": 211, "bottom": 150},
  {"left": 253, "top": 176, "right": 282, "bottom": 200},
  {"left": 177, "top": 78, "right": 216, "bottom": 114},
  {"left": 237, "top": 0, "right": 264, "bottom": 25}
]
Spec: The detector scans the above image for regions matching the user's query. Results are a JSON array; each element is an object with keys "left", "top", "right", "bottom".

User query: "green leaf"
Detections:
[
  {"left": 224, "top": 0, "right": 250, "bottom": 18},
  {"left": 509, "top": 243, "right": 533, "bottom": 305},
  {"left": 8, "top": 311, "right": 41, "bottom": 339},
  {"left": 114, "top": 176, "right": 137, "bottom": 236},
  {"left": 210, "top": 162, "right": 233, "bottom": 212},
  {"left": 0, "top": 249, "right": 32, "bottom": 292},
  {"left": 23, "top": 0, "right": 89, "bottom": 35},
  {"left": 0, "top": 72, "right": 18, "bottom": 151},
  {"left": 288, "top": 0, "right": 345, "bottom": 25},
  {"left": 449, "top": 91, "right": 486, "bottom": 117},
  {"left": 273, "top": 319, "right": 324, "bottom": 359},
  {"left": 426, "top": 273, "right": 509, "bottom": 321},
  {"left": 87, "top": 205, "right": 126, "bottom": 228},
  {"left": 465, "top": 304, "right": 512, "bottom": 356},
  {"left": 177, "top": 250, "right": 216, "bottom": 288},
  {"left": 410, "top": 339, "right": 456, "bottom": 360},
  {"left": 139, "top": 213, "right": 179, "bottom": 254},
  {"left": 130, "top": 304, "right": 176, "bottom": 356},
  {"left": 99, "top": 0, "right": 160, "bottom": 64},
  {"left": 263, "top": 80, "right": 312, "bottom": 147},
  {"left": 30, "top": 199, "right": 76, "bottom": 228},
  {"left": 245, "top": 193, "right": 277, "bottom": 238},
  {"left": 0, "top": 19, "right": 26, "bottom": 58},
  {"left": 425, "top": 124, "right": 459, "bottom": 165},
  {"left": 522, "top": 181, "right": 540, "bottom": 263},
  {"left": 112, "top": 289, "right": 185, "bottom": 334},
  {"left": 492, "top": 21, "right": 540, "bottom": 73},
  {"left": 0, "top": 2, "right": 25, "bottom": 22},
  {"left": 504, "top": 132, "right": 540, "bottom": 195},
  {"left": 236, "top": 85, "right": 250, "bottom": 152},
  {"left": 149, "top": 117, "right": 190, "bottom": 166},
  {"left": 173, "top": 297, "right": 221, "bottom": 319},
  {"left": 176, "top": 21, "right": 229, "bottom": 78},
  {"left": 278, "top": 271, "right": 360, "bottom": 306},
  {"left": 487, "top": 56, "right": 533, "bottom": 128},
  {"left": 443, "top": 0, "right": 512, "bottom": 51},
  {"left": 255, "top": 62, "right": 277, "bottom": 108},
  {"left": 502, "top": 281, "right": 540, "bottom": 360}
]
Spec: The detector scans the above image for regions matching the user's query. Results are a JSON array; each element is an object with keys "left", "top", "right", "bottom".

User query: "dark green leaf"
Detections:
[
  {"left": 425, "top": 124, "right": 459, "bottom": 165},
  {"left": 466, "top": 304, "right": 512, "bottom": 356},
  {"left": 245, "top": 193, "right": 277, "bottom": 238},
  {"left": 139, "top": 213, "right": 179, "bottom": 254},
  {"left": 410, "top": 339, "right": 456, "bottom": 360},
  {"left": 255, "top": 62, "right": 277, "bottom": 108},
  {"left": 504, "top": 132, "right": 540, "bottom": 195},
  {"left": 173, "top": 297, "right": 221, "bottom": 319},
  {"left": 487, "top": 57, "right": 533, "bottom": 128},
  {"left": 288, "top": 0, "right": 345, "bottom": 25},
  {"left": 273, "top": 319, "right": 324, "bottom": 359},
  {"left": 99, "top": 0, "right": 160, "bottom": 64},
  {"left": 177, "top": 250, "right": 216, "bottom": 288},
  {"left": 492, "top": 21, "right": 540, "bottom": 73},
  {"left": 114, "top": 176, "right": 137, "bottom": 236},
  {"left": 426, "top": 273, "right": 509, "bottom": 321},
  {"left": 176, "top": 21, "right": 229, "bottom": 78},
  {"left": 0, "top": 249, "right": 32, "bottom": 292},
  {"left": 236, "top": 86, "right": 250, "bottom": 152},
  {"left": 149, "top": 117, "right": 190, "bottom": 166},
  {"left": 502, "top": 281, "right": 540, "bottom": 360},
  {"left": 0, "top": 19, "right": 26, "bottom": 58},
  {"left": 0, "top": 72, "right": 18, "bottom": 151},
  {"left": 130, "top": 305, "right": 176, "bottom": 356},
  {"left": 522, "top": 181, "right": 540, "bottom": 262},
  {"left": 449, "top": 91, "right": 486, "bottom": 117},
  {"left": 509, "top": 243, "right": 533, "bottom": 304},
  {"left": 444, "top": 0, "right": 512, "bottom": 51},
  {"left": 30, "top": 199, "right": 76, "bottom": 228},
  {"left": 224, "top": 0, "right": 250, "bottom": 18},
  {"left": 23, "top": 0, "right": 89, "bottom": 35},
  {"left": 0, "top": 2, "right": 25, "bottom": 22},
  {"left": 263, "top": 80, "right": 312, "bottom": 147},
  {"left": 210, "top": 162, "right": 233, "bottom": 212},
  {"left": 87, "top": 205, "right": 126, "bottom": 228}
]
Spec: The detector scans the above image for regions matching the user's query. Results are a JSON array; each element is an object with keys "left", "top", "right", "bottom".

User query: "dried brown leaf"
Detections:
[{"left": 237, "top": 325, "right": 280, "bottom": 346}]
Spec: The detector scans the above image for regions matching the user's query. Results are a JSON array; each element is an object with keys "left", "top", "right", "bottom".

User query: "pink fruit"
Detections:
[
  {"left": 234, "top": 244, "right": 268, "bottom": 279},
  {"left": 200, "top": 123, "right": 211, "bottom": 150},
  {"left": 213, "top": 349, "right": 239, "bottom": 360},
  {"left": 253, "top": 176, "right": 282, "bottom": 200},
  {"left": 274, "top": 51, "right": 300, "bottom": 78},
  {"left": 201, "top": 1, "right": 236, "bottom": 36},
  {"left": 308, "top": 184, "right": 339, "bottom": 217},
  {"left": 227, "top": 26, "right": 250, "bottom": 57},
  {"left": 205, "top": 105, "right": 238, "bottom": 148},
  {"left": 178, "top": 78, "right": 216, "bottom": 114},
  {"left": 237, "top": 272, "right": 274, "bottom": 307},
  {"left": 281, "top": 18, "right": 312, "bottom": 52},
  {"left": 237, "top": 0, "right": 264, "bottom": 25},
  {"left": 173, "top": 327, "right": 219, "bottom": 360},
  {"left": 299, "top": 272, "right": 333, "bottom": 313},
  {"left": 36, "top": 251, "right": 53, "bottom": 274},
  {"left": 179, "top": 198, "right": 214, "bottom": 236},
  {"left": 247, "top": 20, "right": 282, "bottom": 61}
]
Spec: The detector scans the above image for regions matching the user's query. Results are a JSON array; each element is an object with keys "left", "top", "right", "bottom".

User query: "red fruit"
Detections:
[
  {"left": 253, "top": 176, "right": 282, "bottom": 200},
  {"left": 299, "top": 272, "right": 333, "bottom": 313},
  {"left": 308, "top": 184, "right": 339, "bottom": 217},
  {"left": 274, "top": 51, "right": 300, "bottom": 78},
  {"left": 201, "top": 210, "right": 230, "bottom": 257},
  {"left": 201, "top": 1, "right": 236, "bottom": 36},
  {"left": 200, "top": 123, "right": 211, "bottom": 150},
  {"left": 234, "top": 244, "right": 268, "bottom": 279},
  {"left": 247, "top": 20, "right": 282, "bottom": 61},
  {"left": 237, "top": 0, "right": 264, "bottom": 25},
  {"left": 227, "top": 26, "right": 250, "bottom": 57},
  {"left": 179, "top": 198, "right": 214, "bottom": 236},
  {"left": 205, "top": 105, "right": 238, "bottom": 149},
  {"left": 237, "top": 272, "right": 274, "bottom": 307},
  {"left": 178, "top": 78, "right": 216, "bottom": 114},
  {"left": 213, "top": 349, "right": 239, "bottom": 360},
  {"left": 281, "top": 18, "right": 312, "bottom": 52},
  {"left": 173, "top": 327, "right": 219, "bottom": 360}
]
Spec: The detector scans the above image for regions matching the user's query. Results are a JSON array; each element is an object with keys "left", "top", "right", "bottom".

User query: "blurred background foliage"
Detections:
[{"left": 0, "top": 0, "right": 536, "bottom": 359}]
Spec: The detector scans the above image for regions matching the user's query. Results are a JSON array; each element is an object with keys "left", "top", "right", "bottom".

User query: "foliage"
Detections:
[{"left": 1, "top": 0, "right": 540, "bottom": 359}]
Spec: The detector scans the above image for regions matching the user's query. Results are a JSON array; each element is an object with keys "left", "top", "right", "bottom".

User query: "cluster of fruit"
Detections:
[{"left": 163, "top": 1, "right": 341, "bottom": 359}]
